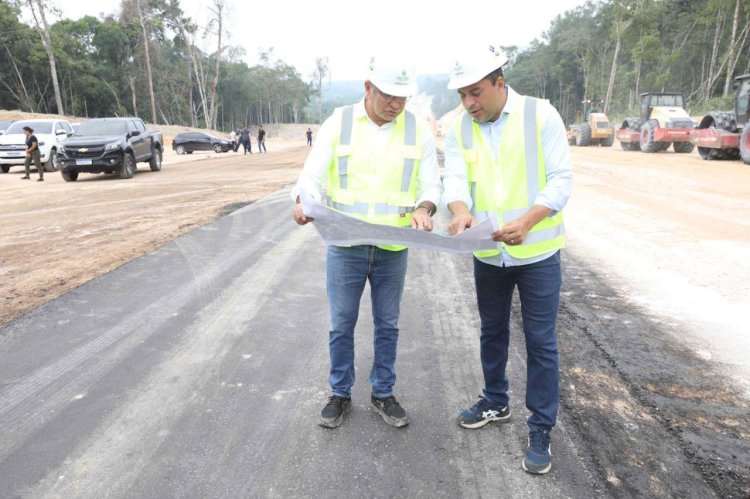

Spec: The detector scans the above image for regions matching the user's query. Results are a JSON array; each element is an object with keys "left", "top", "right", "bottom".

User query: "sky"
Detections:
[{"left": 50, "top": 0, "right": 588, "bottom": 81}]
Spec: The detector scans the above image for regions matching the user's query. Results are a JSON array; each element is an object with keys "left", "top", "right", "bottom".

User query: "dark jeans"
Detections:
[
  {"left": 24, "top": 150, "right": 42, "bottom": 178},
  {"left": 233, "top": 140, "right": 240, "bottom": 152},
  {"left": 473, "top": 251, "right": 561, "bottom": 430},
  {"left": 326, "top": 245, "right": 408, "bottom": 398},
  {"left": 242, "top": 139, "right": 251, "bottom": 153},
  {"left": 258, "top": 139, "right": 266, "bottom": 153}
]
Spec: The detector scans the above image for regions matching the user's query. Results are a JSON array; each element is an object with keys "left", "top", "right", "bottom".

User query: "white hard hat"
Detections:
[
  {"left": 448, "top": 44, "right": 508, "bottom": 90},
  {"left": 367, "top": 54, "right": 417, "bottom": 97}
]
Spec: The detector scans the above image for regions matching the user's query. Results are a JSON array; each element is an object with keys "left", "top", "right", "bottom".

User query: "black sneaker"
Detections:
[
  {"left": 522, "top": 428, "right": 552, "bottom": 474},
  {"left": 370, "top": 394, "right": 408, "bottom": 427},
  {"left": 21, "top": 176, "right": 30, "bottom": 180},
  {"left": 457, "top": 396, "right": 511, "bottom": 429},
  {"left": 319, "top": 395, "right": 351, "bottom": 428},
  {"left": 37, "top": 178, "right": 44, "bottom": 182}
]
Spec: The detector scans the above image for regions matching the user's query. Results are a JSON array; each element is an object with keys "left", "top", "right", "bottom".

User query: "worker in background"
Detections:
[
  {"left": 239, "top": 126, "right": 252, "bottom": 154},
  {"left": 306, "top": 127, "right": 313, "bottom": 146},
  {"left": 257, "top": 125, "right": 267, "bottom": 153},
  {"left": 21, "top": 126, "right": 43, "bottom": 181},
  {"left": 443, "top": 43, "right": 572, "bottom": 474},
  {"left": 291, "top": 53, "right": 442, "bottom": 429}
]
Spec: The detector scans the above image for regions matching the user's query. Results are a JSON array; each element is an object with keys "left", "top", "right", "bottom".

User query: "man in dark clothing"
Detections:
[
  {"left": 306, "top": 128, "right": 313, "bottom": 146},
  {"left": 239, "top": 126, "right": 252, "bottom": 154},
  {"left": 21, "top": 126, "right": 43, "bottom": 181},
  {"left": 257, "top": 125, "right": 267, "bottom": 153}
]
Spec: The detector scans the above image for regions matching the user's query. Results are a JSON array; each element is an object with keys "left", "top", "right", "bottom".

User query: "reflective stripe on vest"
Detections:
[
  {"left": 326, "top": 105, "right": 422, "bottom": 250},
  {"left": 458, "top": 96, "right": 565, "bottom": 259},
  {"left": 337, "top": 107, "right": 417, "bottom": 196},
  {"left": 337, "top": 106, "right": 354, "bottom": 189}
]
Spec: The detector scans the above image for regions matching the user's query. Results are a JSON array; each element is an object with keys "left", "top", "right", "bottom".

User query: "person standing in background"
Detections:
[
  {"left": 306, "top": 127, "right": 313, "bottom": 146},
  {"left": 21, "top": 126, "right": 43, "bottom": 181},
  {"left": 257, "top": 125, "right": 267, "bottom": 153},
  {"left": 240, "top": 126, "right": 252, "bottom": 154}
]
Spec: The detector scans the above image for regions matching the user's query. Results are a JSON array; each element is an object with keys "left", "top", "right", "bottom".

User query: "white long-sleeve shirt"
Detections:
[
  {"left": 291, "top": 99, "right": 443, "bottom": 208},
  {"left": 443, "top": 86, "right": 573, "bottom": 267}
]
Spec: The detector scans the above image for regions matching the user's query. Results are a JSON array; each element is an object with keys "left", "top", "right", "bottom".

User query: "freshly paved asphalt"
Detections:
[{"left": 0, "top": 188, "right": 692, "bottom": 498}]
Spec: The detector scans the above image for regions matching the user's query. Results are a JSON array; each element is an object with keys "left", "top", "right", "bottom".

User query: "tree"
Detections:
[
  {"left": 134, "top": 0, "right": 157, "bottom": 124},
  {"left": 311, "top": 57, "right": 330, "bottom": 124},
  {"left": 26, "top": 0, "right": 64, "bottom": 114}
]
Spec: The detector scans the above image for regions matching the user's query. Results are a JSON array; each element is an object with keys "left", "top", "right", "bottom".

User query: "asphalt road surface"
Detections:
[{"left": 1, "top": 188, "right": 747, "bottom": 498}]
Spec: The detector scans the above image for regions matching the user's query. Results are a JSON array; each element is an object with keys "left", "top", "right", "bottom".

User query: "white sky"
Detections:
[{"left": 50, "top": 0, "right": 587, "bottom": 81}]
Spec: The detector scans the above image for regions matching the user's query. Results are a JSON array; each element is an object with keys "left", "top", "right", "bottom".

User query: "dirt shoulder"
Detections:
[{"left": 0, "top": 147, "right": 307, "bottom": 326}]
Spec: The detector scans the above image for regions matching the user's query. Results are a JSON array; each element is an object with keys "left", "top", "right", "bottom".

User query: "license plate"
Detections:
[{"left": 76, "top": 159, "right": 92, "bottom": 166}]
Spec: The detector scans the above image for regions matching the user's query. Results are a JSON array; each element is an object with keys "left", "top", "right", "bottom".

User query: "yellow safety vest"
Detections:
[
  {"left": 327, "top": 105, "right": 423, "bottom": 251},
  {"left": 455, "top": 96, "right": 565, "bottom": 259}
]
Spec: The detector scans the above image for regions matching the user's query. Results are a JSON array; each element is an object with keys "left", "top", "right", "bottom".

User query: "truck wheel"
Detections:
[
  {"left": 120, "top": 152, "right": 136, "bottom": 179},
  {"left": 149, "top": 147, "right": 162, "bottom": 171},
  {"left": 601, "top": 132, "right": 614, "bottom": 147},
  {"left": 640, "top": 119, "right": 660, "bottom": 153},
  {"left": 576, "top": 124, "right": 591, "bottom": 146},
  {"left": 212, "top": 143, "right": 223, "bottom": 153},
  {"left": 175, "top": 145, "right": 186, "bottom": 155},
  {"left": 673, "top": 141, "right": 694, "bottom": 154},
  {"left": 44, "top": 150, "right": 58, "bottom": 172},
  {"left": 696, "top": 115, "right": 732, "bottom": 159},
  {"left": 61, "top": 170, "right": 78, "bottom": 182},
  {"left": 1, "top": 165, "right": 9, "bottom": 173},
  {"left": 740, "top": 126, "right": 750, "bottom": 165}
]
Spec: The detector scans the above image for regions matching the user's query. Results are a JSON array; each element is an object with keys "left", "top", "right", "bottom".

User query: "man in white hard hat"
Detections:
[
  {"left": 443, "top": 44, "right": 572, "bottom": 474},
  {"left": 291, "top": 54, "right": 442, "bottom": 429}
]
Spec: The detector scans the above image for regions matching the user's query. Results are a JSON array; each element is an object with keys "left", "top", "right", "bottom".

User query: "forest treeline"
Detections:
[
  {"left": 504, "top": 0, "right": 750, "bottom": 123},
  {"left": 0, "top": 0, "right": 316, "bottom": 130}
]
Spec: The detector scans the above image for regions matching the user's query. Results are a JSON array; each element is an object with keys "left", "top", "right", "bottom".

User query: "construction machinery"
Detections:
[
  {"left": 616, "top": 92, "right": 695, "bottom": 153},
  {"left": 689, "top": 74, "right": 750, "bottom": 164},
  {"left": 566, "top": 99, "right": 615, "bottom": 147}
]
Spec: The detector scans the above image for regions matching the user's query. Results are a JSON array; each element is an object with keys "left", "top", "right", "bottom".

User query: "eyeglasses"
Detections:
[{"left": 373, "top": 85, "right": 407, "bottom": 103}]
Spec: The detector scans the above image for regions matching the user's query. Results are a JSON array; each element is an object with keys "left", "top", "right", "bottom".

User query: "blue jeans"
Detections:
[
  {"left": 326, "top": 245, "right": 408, "bottom": 398},
  {"left": 473, "top": 251, "right": 561, "bottom": 430}
]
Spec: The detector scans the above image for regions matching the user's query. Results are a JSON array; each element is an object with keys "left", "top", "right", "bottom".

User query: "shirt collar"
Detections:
[
  {"left": 353, "top": 98, "right": 396, "bottom": 128},
  {"left": 501, "top": 85, "right": 521, "bottom": 115}
]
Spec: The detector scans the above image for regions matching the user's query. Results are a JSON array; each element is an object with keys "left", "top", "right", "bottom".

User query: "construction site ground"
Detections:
[{"left": 0, "top": 144, "right": 748, "bottom": 497}]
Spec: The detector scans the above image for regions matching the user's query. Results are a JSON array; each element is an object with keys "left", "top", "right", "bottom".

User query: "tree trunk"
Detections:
[
  {"left": 207, "top": 1, "right": 224, "bottom": 130},
  {"left": 135, "top": 0, "right": 157, "bottom": 124},
  {"left": 128, "top": 75, "right": 138, "bottom": 117},
  {"left": 604, "top": 32, "right": 622, "bottom": 115},
  {"left": 723, "top": 0, "right": 741, "bottom": 96},
  {"left": 705, "top": 7, "right": 724, "bottom": 102},
  {"left": 28, "top": 0, "right": 63, "bottom": 115}
]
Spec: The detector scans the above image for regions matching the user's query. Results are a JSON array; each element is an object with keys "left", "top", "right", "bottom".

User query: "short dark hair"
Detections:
[
  {"left": 22, "top": 126, "right": 33, "bottom": 133},
  {"left": 484, "top": 67, "right": 504, "bottom": 85}
]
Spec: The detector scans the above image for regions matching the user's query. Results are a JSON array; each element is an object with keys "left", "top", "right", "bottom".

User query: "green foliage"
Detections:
[
  {"left": 503, "top": 0, "right": 750, "bottom": 125},
  {"left": 0, "top": 1, "right": 311, "bottom": 129}
]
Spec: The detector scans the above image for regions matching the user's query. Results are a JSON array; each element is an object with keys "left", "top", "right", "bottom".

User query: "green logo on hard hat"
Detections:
[
  {"left": 395, "top": 69, "right": 410, "bottom": 85},
  {"left": 369, "top": 56, "right": 375, "bottom": 71},
  {"left": 453, "top": 61, "right": 464, "bottom": 76}
]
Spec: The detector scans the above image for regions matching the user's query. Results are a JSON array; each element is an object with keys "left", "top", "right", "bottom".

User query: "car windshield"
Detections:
[
  {"left": 0, "top": 120, "right": 13, "bottom": 129},
  {"left": 205, "top": 134, "right": 220, "bottom": 140},
  {"left": 5, "top": 121, "right": 53, "bottom": 134},
  {"left": 74, "top": 120, "right": 128, "bottom": 136}
]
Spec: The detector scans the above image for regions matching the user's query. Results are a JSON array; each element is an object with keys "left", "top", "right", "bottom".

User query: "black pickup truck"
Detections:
[{"left": 57, "top": 117, "right": 163, "bottom": 181}]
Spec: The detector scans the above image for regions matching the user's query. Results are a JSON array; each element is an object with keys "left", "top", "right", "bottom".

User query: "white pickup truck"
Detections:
[{"left": 0, "top": 119, "right": 74, "bottom": 173}]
